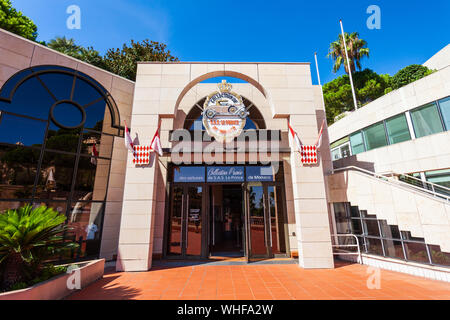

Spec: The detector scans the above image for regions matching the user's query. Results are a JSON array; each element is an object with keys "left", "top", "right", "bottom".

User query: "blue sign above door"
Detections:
[
  {"left": 207, "top": 166, "right": 245, "bottom": 183},
  {"left": 246, "top": 166, "right": 275, "bottom": 182}
]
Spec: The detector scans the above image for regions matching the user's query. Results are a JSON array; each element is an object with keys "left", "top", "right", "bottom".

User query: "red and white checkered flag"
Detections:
[
  {"left": 289, "top": 120, "right": 325, "bottom": 165},
  {"left": 150, "top": 126, "right": 163, "bottom": 157},
  {"left": 133, "top": 145, "right": 151, "bottom": 165}
]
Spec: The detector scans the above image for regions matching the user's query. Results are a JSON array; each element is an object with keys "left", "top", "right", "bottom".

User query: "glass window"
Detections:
[
  {"left": 385, "top": 114, "right": 411, "bottom": 144},
  {"left": 45, "top": 123, "right": 81, "bottom": 153},
  {"left": 411, "top": 102, "right": 444, "bottom": 138},
  {"left": 404, "top": 242, "right": 429, "bottom": 264},
  {"left": 0, "top": 145, "right": 40, "bottom": 200},
  {"left": 341, "top": 144, "right": 351, "bottom": 158},
  {"left": 438, "top": 96, "right": 450, "bottom": 130},
  {"left": 349, "top": 132, "right": 365, "bottom": 155},
  {"left": 330, "top": 136, "right": 350, "bottom": 149},
  {"left": 331, "top": 148, "right": 342, "bottom": 160},
  {"left": 365, "top": 238, "right": 383, "bottom": 255},
  {"left": 0, "top": 113, "right": 47, "bottom": 147},
  {"left": 73, "top": 157, "right": 110, "bottom": 202},
  {"left": 379, "top": 221, "right": 401, "bottom": 239},
  {"left": 362, "top": 122, "right": 387, "bottom": 151},
  {"left": 428, "top": 244, "right": 450, "bottom": 266},
  {"left": 425, "top": 169, "right": 450, "bottom": 189},
  {"left": 363, "top": 219, "right": 380, "bottom": 237},
  {"left": 351, "top": 219, "right": 363, "bottom": 235},
  {"left": 333, "top": 203, "right": 349, "bottom": 219},
  {"left": 383, "top": 239, "right": 405, "bottom": 260},
  {"left": 350, "top": 206, "right": 360, "bottom": 218}
]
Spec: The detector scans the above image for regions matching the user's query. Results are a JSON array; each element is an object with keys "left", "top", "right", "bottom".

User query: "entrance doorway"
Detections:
[
  {"left": 210, "top": 185, "right": 244, "bottom": 257},
  {"left": 165, "top": 165, "right": 290, "bottom": 261}
]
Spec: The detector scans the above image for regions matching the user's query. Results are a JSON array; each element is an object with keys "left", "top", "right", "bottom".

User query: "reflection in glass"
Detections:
[
  {"left": 0, "top": 145, "right": 39, "bottom": 199},
  {"left": 404, "top": 242, "right": 429, "bottom": 263},
  {"left": 428, "top": 245, "right": 450, "bottom": 266},
  {"left": 411, "top": 102, "right": 444, "bottom": 138},
  {"left": 186, "top": 187, "right": 202, "bottom": 256},
  {"left": 35, "top": 152, "right": 76, "bottom": 200},
  {"left": 365, "top": 238, "right": 383, "bottom": 255},
  {"left": 73, "top": 157, "right": 110, "bottom": 202},
  {"left": 383, "top": 239, "right": 405, "bottom": 259},
  {"left": 363, "top": 219, "right": 380, "bottom": 237},
  {"left": 169, "top": 187, "right": 183, "bottom": 255},
  {"left": 268, "top": 186, "right": 286, "bottom": 254},
  {"left": 349, "top": 132, "right": 365, "bottom": 155},
  {"left": 385, "top": 114, "right": 411, "bottom": 144},
  {"left": 363, "top": 122, "right": 388, "bottom": 151},
  {"left": 248, "top": 184, "right": 267, "bottom": 256},
  {"left": 0, "top": 113, "right": 47, "bottom": 147},
  {"left": 379, "top": 221, "right": 401, "bottom": 239},
  {"left": 351, "top": 219, "right": 363, "bottom": 235},
  {"left": 439, "top": 97, "right": 450, "bottom": 130}
]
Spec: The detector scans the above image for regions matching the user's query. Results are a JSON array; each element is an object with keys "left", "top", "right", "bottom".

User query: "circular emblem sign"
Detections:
[{"left": 202, "top": 80, "right": 249, "bottom": 143}]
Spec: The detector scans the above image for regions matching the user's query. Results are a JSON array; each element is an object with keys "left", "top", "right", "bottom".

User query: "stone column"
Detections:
[{"left": 289, "top": 114, "right": 334, "bottom": 269}]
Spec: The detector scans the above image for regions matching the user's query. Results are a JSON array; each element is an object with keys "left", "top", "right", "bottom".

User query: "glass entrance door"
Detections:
[
  {"left": 245, "top": 183, "right": 288, "bottom": 260},
  {"left": 167, "top": 185, "right": 204, "bottom": 258}
]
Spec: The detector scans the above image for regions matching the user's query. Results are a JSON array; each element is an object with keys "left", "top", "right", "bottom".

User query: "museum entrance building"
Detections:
[{"left": 115, "top": 62, "right": 335, "bottom": 272}]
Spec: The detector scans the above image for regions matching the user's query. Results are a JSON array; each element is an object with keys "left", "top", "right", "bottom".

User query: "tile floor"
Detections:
[{"left": 67, "top": 261, "right": 450, "bottom": 300}]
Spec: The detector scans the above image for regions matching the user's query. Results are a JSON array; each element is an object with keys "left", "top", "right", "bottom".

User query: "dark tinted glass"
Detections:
[
  {"left": 73, "top": 157, "right": 110, "bottom": 202},
  {"left": 366, "top": 238, "right": 383, "bottom": 255},
  {"left": 0, "top": 145, "right": 40, "bottom": 199},
  {"left": 404, "top": 242, "right": 429, "bottom": 263},
  {"left": 383, "top": 239, "right": 405, "bottom": 259},
  {"left": 45, "top": 123, "right": 80, "bottom": 153},
  {"left": 364, "top": 220, "right": 380, "bottom": 237},
  {"left": 35, "top": 151, "right": 77, "bottom": 200},
  {"left": 379, "top": 221, "right": 401, "bottom": 239},
  {"left": 0, "top": 76, "right": 55, "bottom": 120},
  {"left": 428, "top": 245, "right": 450, "bottom": 266},
  {"left": 38, "top": 73, "right": 75, "bottom": 101},
  {"left": 351, "top": 219, "right": 363, "bottom": 235},
  {"left": 0, "top": 113, "right": 47, "bottom": 147}
]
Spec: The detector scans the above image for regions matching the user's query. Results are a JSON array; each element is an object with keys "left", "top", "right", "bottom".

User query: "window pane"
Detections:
[
  {"left": 363, "top": 122, "right": 387, "bottom": 151},
  {"left": 379, "top": 221, "right": 401, "bottom": 239},
  {"left": 365, "top": 238, "right": 383, "bottom": 255},
  {"left": 0, "top": 76, "right": 54, "bottom": 120},
  {"left": 67, "top": 201, "right": 104, "bottom": 259},
  {"left": 351, "top": 219, "right": 363, "bottom": 235},
  {"left": 363, "top": 220, "right": 380, "bottom": 237},
  {"left": 84, "top": 99, "right": 107, "bottom": 131},
  {"left": 333, "top": 203, "right": 348, "bottom": 219},
  {"left": 81, "top": 131, "right": 113, "bottom": 158},
  {"left": 35, "top": 151, "right": 76, "bottom": 200},
  {"left": 401, "top": 231, "right": 425, "bottom": 242},
  {"left": 0, "top": 113, "right": 47, "bottom": 147},
  {"left": 0, "top": 145, "right": 40, "bottom": 199},
  {"left": 425, "top": 169, "right": 450, "bottom": 189},
  {"left": 350, "top": 206, "right": 360, "bottom": 218},
  {"left": 335, "top": 218, "right": 350, "bottom": 234},
  {"left": 341, "top": 144, "right": 351, "bottom": 158},
  {"left": 45, "top": 123, "right": 81, "bottom": 153},
  {"left": 383, "top": 239, "right": 405, "bottom": 259},
  {"left": 331, "top": 148, "right": 341, "bottom": 160},
  {"left": 404, "top": 242, "right": 429, "bottom": 263},
  {"left": 428, "top": 244, "right": 450, "bottom": 266},
  {"left": 38, "top": 73, "right": 75, "bottom": 101},
  {"left": 73, "top": 157, "right": 110, "bottom": 202},
  {"left": 411, "top": 102, "right": 444, "bottom": 138},
  {"left": 438, "top": 97, "right": 450, "bottom": 130},
  {"left": 385, "top": 114, "right": 411, "bottom": 144},
  {"left": 350, "top": 132, "right": 365, "bottom": 154}
]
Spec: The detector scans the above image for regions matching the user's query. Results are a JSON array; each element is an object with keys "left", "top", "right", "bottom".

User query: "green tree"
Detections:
[
  {"left": 0, "top": 0, "right": 37, "bottom": 40},
  {"left": 47, "top": 36, "right": 106, "bottom": 69},
  {"left": 328, "top": 32, "right": 370, "bottom": 74},
  {"left": 103, "top": 39, "right": 178, "bottom": 81},
  {"left": 323, "top": 69, "right": 390, "bottom": 124},
  {"left": 386, "top": 64, "right": 434, "bottom": 91},
  {"left": 0, "top": 205, "right": 77, "bottom": 289}
]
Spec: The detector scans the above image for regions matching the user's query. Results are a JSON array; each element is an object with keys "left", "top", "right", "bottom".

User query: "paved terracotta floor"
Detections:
[{"left": 68, "top": 261, "right": 450, "bottom": 300}]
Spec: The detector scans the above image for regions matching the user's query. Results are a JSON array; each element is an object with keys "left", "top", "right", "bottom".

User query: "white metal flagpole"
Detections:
[{"left": 339, "top": 19, "right": 358, "bottom": 111}]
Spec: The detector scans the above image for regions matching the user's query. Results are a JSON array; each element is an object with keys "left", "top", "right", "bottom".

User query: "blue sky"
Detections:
[{"left": 11, "top": 0, "right": 450, "bottom": 84}]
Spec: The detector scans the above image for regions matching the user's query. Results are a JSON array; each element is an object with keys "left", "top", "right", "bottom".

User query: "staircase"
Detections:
[{"left": 327, "top": 166, "right": 450, "bottom": 253}]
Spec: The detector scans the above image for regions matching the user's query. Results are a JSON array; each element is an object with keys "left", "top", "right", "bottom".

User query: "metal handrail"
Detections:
[
  {"left": 333, "top": 166, "right": 450, "bottom": 203},
  {"left": 331, "top": 234, "right": 362, "bottom": 264}
]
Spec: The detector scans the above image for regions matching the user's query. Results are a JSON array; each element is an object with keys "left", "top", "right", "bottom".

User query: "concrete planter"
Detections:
[{"left": 0, "top": 259, "right": 105, "bottom": 300}]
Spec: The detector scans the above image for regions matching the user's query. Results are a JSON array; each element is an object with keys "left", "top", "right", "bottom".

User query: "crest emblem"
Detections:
[{"left": 202, "top": 80, "right": 249, "bottom": 143}]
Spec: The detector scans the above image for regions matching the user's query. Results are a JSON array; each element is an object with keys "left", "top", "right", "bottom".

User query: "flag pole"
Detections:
[{"left": 339, "top": 19, "right": 358, "bottom": 111}]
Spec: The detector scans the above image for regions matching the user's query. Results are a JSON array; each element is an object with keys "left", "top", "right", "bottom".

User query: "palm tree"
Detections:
[
  {"left": 328, "top": 32, "right": 370, "bottom": 74},
  {"left": 0, "top": 205, "right": 77, "bottom": 289},
  {"left": 47, "top": 36, "right": 81, "bottom": 56}
]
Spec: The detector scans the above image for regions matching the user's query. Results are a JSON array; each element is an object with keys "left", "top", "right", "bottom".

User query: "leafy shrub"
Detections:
[
  {"left": 388, "top": 64, "right": 435, "bottom": 90},
  {"left": 0, "top": 205, "right": 78, "bottom": 290}
]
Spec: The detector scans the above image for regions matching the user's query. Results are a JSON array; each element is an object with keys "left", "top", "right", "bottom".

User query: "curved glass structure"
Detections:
[{"left": 0, "top": 65, "right": 122, "bottom": 261}]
